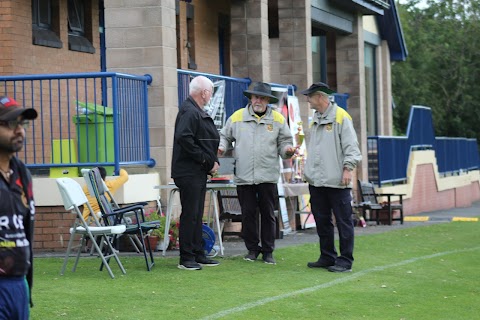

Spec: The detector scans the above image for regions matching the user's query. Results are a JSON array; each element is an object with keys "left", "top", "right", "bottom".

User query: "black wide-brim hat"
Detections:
[
  {"left": 243, "top": 82, "right": 279, "bottom": 103},
  {"left": 300, "top": 82, "right": 336, "bottom": 95}
]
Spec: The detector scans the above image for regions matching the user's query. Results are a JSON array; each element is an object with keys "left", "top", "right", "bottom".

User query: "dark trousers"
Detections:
[
  {"left": 308, "top": 186, "right": 355, "bottom": 268},
  {"left": 237, "top": 183, "right": 277, "bottom": 253},
  {"left": 174, "top": 175, "right": 207, "bottom": 262},
  {"left": 0, "top": 276, "right": 29, "bottom": 320}
]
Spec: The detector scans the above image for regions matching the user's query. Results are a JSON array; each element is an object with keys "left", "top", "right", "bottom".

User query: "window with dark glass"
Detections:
[
  {"left": 68, "top": 0, "right": 95, "bottom": 54},
  {"left": 33, "top": 0, "right": 50, "bottom": 28},
  {"left": 68, "top": 0, "right": 84, "bottom": 35},
  {"left": 365, "top": 43, "right": 378, "bottom": 136},
  {"left": 32, "top": 0, "right": 62, "bottom": 48},
  {"left": 186, "top": 3, "right": 197, "bottom": 70},
  {"left": 312, "top": 28, "right": 327, "bottom": 83}
]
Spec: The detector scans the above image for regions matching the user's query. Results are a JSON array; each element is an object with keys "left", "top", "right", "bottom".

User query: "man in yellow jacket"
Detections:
[{"left": 82, "top": 167, "right": 129, "bottom": 220}]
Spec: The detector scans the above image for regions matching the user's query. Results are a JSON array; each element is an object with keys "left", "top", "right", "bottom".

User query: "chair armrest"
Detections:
[
  {"left": 119, "top": 202, "right": 149, "bottom": 211},
  {"left": 357, "top": 201, "right": 372, "bottom": 206},
  {"left": 117, "top": 202, "right": 149, "bottom": 221},
  {"left": 112, "top": 204, "right": 146, "bottom": 224},
  {"left": 376, "top": 193, "right": 404, "bottom": 203}
]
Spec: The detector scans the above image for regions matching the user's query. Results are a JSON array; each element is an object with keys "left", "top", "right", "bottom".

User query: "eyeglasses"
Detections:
[
  {"left": 204, "top": 89, "right": 213, "bottom": 95},
  {"left": 0, "top": 119, "right": 30, "bottom": 130}
]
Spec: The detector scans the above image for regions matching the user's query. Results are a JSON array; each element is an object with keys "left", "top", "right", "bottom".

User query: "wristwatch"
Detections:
[{"left": 344, "top": 167, "right": 353, "bottom": 172}]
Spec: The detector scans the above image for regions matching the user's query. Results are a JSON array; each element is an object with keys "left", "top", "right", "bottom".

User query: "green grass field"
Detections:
[{"left": 31, "top": 222, "right": 480, "bottom": 319}]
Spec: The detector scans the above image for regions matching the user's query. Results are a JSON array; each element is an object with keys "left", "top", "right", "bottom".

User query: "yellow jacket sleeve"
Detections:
[{"left": 106, "top": 169, "right": 129, "bottom": 194}]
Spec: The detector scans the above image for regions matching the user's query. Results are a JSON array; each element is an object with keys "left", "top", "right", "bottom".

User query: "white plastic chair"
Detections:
[{"left": 56, "top": 177, "right": 126, "bottom": 279}]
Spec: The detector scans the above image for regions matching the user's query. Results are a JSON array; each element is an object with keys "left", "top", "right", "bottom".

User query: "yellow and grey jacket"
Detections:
[
  {"left": 219, "top": 105, "right": 293, "bottom": 185},
  {"left": 304, "top": 102, "right": 362, "bottom": 189}
]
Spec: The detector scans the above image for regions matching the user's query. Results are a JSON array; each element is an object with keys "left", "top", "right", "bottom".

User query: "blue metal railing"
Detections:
[
  {"left": 368, "top": 106, "right": 480, "bottom": 186},
  {"left": 177, "top": 71, "right": 299, "bottom": 120},
  {"left": 177, "top": 70, "right": 251, "bottom": 118},
  {"left": 435, "top": 137, "right": 479, "bottom": 173},
  {"left": 269, "top": 82, "right": 297, "bottom": 96},
  {"left": 0, "top": 72, "right": 155, "bottom": 175}
]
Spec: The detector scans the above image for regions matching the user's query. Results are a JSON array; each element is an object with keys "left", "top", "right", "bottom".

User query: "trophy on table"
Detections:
[
  {"left": 292, "top": 122, "right": 305, "bottom": 183},
  {"left": 295, "top": 121, "right": 305, "bottom": 146}
]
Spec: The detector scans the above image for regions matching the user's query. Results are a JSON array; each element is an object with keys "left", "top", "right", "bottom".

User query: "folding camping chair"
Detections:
[
  {"left": 56, "top": 177, "right": 126, "bottom": 279},
  {"left": 81, "top": 168, "right": 143, "bottom": 253},
  {"left": 87, "top": 167, "right": 160, "bottom": 271}
]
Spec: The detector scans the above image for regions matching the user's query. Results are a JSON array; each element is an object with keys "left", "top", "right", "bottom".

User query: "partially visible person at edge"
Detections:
[
  {"left": 0, "top": 96, "right": 37, "bottom": 320},
  {"left": 82, "top": 167, "right": 129, "bottom": 221},
  {"left": 218, "top": 82, "right": 296, "bottom": 265},
  {"left": 300, "top": 82, "right": 362, "bottom": 273},
  {"left": 171, "top": 75, "right": 220, "bottom": 270}
]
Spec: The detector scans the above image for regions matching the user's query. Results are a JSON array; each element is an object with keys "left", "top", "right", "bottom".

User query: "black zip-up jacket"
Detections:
[{"left": 171, "top": 96, "right": 220, "bottom": 178}]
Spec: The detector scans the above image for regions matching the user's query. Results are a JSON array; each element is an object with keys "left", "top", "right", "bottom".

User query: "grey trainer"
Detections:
[
  {"left": 262, "top": 252, "right": 276, "bottom": 265},
  {"left": 244, "top": 251, "right": 260, "bottom": 261}
]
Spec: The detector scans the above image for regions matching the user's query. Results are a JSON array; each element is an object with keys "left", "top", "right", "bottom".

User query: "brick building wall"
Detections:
[
  {"left": 404, "top": 164, "right": 455, "bottom": 214},
  {"left": 34, "top": 206, "right": 73, "bottom": 251},
  {"left": 34, "top": 202, "right": 159, "bottom": 252},
  {"left": 176, "top": 1, "right": 230, "bottom": 75},
  {"left": 0, "top": 0, "right": 100, "bottom": 76},
  {"left": 401, "top": 164, "right": 480, "bottom": 216}
]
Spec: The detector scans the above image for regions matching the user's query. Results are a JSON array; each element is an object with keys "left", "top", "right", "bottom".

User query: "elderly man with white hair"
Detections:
[{"left": 172, "top": 76, "right": 220, "bottom": 270}]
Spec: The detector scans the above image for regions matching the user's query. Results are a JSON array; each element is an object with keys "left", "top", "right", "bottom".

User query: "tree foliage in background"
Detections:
[{"left": 393, "top": 0, "right": 480, "bottom": 139}]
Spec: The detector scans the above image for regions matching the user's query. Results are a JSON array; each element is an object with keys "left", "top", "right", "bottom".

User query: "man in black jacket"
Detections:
[
  {"left": 0, "top": 96, "right": 37, "bottom": 319},
  {"left": 172, "top": 76, "right": 220, "bottom": 270}
]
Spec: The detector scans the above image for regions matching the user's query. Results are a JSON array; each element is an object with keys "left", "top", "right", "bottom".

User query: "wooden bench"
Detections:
[
  {"left": 217, "top": 189, "right": 243, "bottom": 239},
  {"left": 357, "top": 180, "right": 404, "bottom": 225}
]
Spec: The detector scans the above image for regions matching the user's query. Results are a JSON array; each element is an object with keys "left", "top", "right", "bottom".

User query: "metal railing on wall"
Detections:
[
  {"left": 368, "top": 106, "right": 480, "bottom": 186},
  {"left": 177, "top": 70, "right": 251, "bottom": 119},
  {"left": 0, "top": 72, "right": 155, "bottom": 176}
]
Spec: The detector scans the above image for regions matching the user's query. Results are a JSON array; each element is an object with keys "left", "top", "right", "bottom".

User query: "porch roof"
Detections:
[
  {"left": 336, "top": 0, "right": 390, "bottom": 15},
  {"left": 377, "top": 0, "right": 408, "bottom": 61}
]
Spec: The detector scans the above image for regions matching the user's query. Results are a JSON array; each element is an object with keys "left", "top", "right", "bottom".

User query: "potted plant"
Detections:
[
  {"left": 145, "top": 208, "right": 179, "bottom": 251},
  {"left": 144, "top": 208, "right": 162, "bottom": 251}
]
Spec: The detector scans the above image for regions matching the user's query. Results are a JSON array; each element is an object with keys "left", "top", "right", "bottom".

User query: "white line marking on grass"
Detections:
[{"left": 200, "top": 247, "right": 480, "bottom": 320}]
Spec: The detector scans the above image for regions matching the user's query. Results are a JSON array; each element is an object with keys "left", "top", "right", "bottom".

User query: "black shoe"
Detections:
[
  {"left": 244, "top": 251, "right": 260, "bottom": 261},
  {"left": 178, "top": 260, "right": 202, "bottom": 270},
  {"left": 196, "top": 256, "right": 220, "bottom": 267},
  {"left": 307, "top": 260, "right": 334, "bottom": 269},
  {"left": 262, "top": 252, "right": 276, "bottom": 265},
  {"left": 327, "top": 265, "right": 352, "bottom": 273}
]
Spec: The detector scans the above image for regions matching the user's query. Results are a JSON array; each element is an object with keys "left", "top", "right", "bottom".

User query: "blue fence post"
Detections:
[
  {"left": 368, "top": 105, "right": 480, "bottom": 185},
  {"left": 332, "top": 93, "right": 349, "bottom": 110}
]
